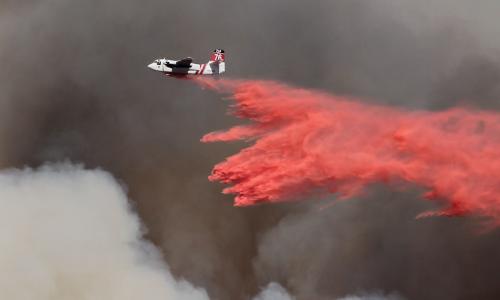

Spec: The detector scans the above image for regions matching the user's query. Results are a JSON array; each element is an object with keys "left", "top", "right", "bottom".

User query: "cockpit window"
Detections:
[{"left": 156, "top": 60, "right": 161, "bottom": 65}]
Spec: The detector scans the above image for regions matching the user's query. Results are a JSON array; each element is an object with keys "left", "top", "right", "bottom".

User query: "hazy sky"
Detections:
[{"left": 0, "top": 1, "right": 500, "bottom": 299}]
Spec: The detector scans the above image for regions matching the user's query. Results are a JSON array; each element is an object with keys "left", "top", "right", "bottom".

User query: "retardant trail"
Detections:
[{"left": 197, "top": 78, "right": 500, "bottom": 224}]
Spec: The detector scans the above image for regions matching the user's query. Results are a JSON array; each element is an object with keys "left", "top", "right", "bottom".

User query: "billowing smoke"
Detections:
[
  {"left": 1, "top": 0, "right": 500, "bottom": 299},
  {"left": 337, "top": 292, "right": 405, "bottom": 300},
  {"left": 0, "top": 164, "right": 209, "bottom": 300},
  {"left": 201, "top": 79, "right": 500, "bottom": 224},
  {"left": 253, "top": 283, "right": 294, "bottom": 300}
]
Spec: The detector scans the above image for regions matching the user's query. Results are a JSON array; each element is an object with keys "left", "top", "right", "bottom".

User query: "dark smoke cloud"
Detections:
[{"left": 1, "top": 0, "right": 500, "bottom": 299}]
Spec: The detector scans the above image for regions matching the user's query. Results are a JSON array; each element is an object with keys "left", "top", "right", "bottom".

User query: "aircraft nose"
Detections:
[{"left": 147, "top": 63, "right": 156, "bottom": 70}]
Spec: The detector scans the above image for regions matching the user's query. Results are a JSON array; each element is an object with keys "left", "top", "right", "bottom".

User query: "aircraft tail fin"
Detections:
[{"left": 209, "top": 49, "right": 225, "bottom": 63}]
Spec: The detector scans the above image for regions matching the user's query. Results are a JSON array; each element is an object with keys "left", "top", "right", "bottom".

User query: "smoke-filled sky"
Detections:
[{"left": 1, "top": 0, "right": 500, "bottom": 299}]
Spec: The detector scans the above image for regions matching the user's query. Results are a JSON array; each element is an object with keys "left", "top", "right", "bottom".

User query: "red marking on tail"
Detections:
[{"left": 210, "top": 50, "right": 225, "bottom": 62}]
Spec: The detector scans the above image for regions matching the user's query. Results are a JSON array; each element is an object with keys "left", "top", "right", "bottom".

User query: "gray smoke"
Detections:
[
  {"left": 337, "top": 291, "right": 405, "bottom": 300},
  {"left": 253, "top": 283, "right": 294, "bottom": 300},
  {"left": 0, "top": 163, "right": 209, "bottom": 300},
  {"left": 1, "top": 0, "right": 500, "bottom": 299}
]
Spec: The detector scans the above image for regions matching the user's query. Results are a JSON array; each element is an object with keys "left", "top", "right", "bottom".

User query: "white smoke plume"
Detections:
[
  {"left": 250, "top": 284, "right": 406, "bottom": 300},
  {"left": 0, "top": 163, "right": 209, "bottom": 300},
  {"left": 253, "top": 283, "right": 294, "bottom": 300},
  {"left": 337, "top": 291, "right": 406, "bottom": 300}
]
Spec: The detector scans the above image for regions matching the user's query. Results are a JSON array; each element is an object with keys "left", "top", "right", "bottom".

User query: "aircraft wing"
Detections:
[{"left": 175, "top": 57, "right": 193, "bottom": 67}]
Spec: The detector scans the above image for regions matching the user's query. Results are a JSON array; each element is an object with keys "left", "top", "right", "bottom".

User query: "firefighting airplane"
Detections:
[{"left": 147, "top": 49, "right": 225, "bottom": 76}]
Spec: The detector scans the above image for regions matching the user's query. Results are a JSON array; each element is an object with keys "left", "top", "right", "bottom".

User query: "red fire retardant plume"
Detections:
[{"left": 198, "top": 78, "right": 500, "bottom": 223}]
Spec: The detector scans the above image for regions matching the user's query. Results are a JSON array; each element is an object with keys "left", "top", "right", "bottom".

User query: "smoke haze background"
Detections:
[{"left": 0, "top": 0, "right": 500, "bottom": 299}]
